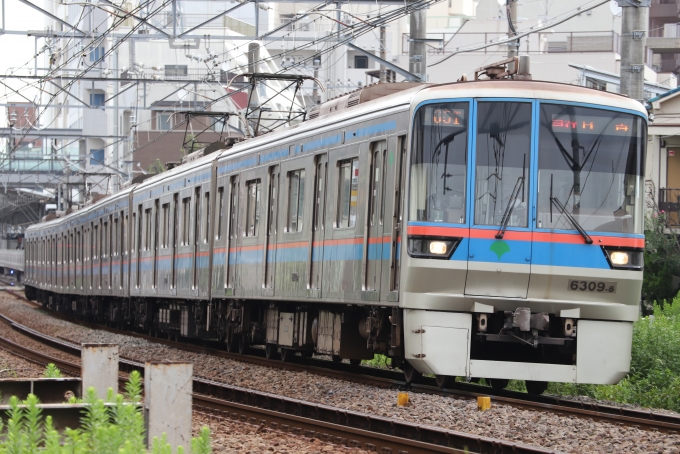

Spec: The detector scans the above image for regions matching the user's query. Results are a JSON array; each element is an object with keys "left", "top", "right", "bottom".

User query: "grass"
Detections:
[{"left": 547, "top": 297, "right": 680, "bottom": 412}]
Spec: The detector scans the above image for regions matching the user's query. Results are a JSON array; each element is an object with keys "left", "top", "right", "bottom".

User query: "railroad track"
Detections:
[
  {"left": 0, "top": 309, "right": 554, "bottom": 454},
  {"left": 3, "top": 287, "right": 680, "bottom": 436}
]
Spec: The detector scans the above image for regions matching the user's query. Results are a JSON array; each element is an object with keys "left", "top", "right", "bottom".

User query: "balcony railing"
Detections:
[
  {"left": 402, "top": 31, "right": 621, "bottom": 55},
  {"left": 659, "top": 188, "right": 680, "bottom": 226}
]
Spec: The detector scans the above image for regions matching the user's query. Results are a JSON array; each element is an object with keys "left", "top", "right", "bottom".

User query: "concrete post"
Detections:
[
  {"left": 409, "top": 1, "right": 427, "bottom": 82},
  {"left": 81, "top": 344, "right": 119, "bottom": 400},
  {"left": 145, "top": 361, "right": 193, "bottom": 451},
  {"left": 620, "top": 4, "right": 649, "bottom": 101}
]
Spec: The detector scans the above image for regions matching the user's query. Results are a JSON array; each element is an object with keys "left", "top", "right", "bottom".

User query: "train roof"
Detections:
[{"left": 26, "top": 79, "right": 647, "bottom": 234}]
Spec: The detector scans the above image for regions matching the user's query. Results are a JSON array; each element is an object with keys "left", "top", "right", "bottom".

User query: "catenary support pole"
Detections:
[
  {"left": 620, "top": 1, "right": 649, "bottom": 101},
  {"left": 409, "top": 1, "right": 426, "bottom": 82}
]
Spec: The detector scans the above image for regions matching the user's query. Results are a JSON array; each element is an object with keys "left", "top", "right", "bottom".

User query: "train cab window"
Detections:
[
  {"left": 287, "top": 169, "right": 305, "bottom": 233},
  {"left": 336, "top": 158, "right": 359, "bottom": 228},
  {"left": 245, "top": 180, "right": 261, "bottom": 237},
  {"left": 410, "top": 103, "right": 468, "bottom": 224},
  {"left": 537, "top": 104, "right": 645, "bottom": 234},
  {"left": 474, "top": 102, "right": 531, "bottom": 227},
  {"left": 182, "top": 197, "right": 191, "bottom": 245},
  {"left": 216, "top": 187, "right": 225, "bottom": 240}
]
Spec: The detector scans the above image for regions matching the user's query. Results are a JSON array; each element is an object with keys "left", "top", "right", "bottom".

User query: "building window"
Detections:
[
  {"left": 90, "top": 93, "right": 105, "bottom": 107},
  {"left": 90, "top": 149, "right": 105, "bottom": 166},
  {"left": 336, "top": 158, "right": 359, "bottom": 228},
  {"left": 354, "top": 55, "right": 369, "bottom": 69},
  {"left": 245, "top": 179, "right": 261, "bottom": 237},
  {"left": 287, "top": 169, "right": 305, "bottom": 233},
  {"left": 157, "top": 113, "right": 172, "bottom": 131},
  {"left": 90, "top": 47, "right": 105, "bottom": 62},
  {"left": 165, "top": 65, "right": 188, "bottom": 78}
]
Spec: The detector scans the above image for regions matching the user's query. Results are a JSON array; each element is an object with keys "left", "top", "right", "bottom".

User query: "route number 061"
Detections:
[{"left": 567, "top": 280, "right": 617, "bottom": 293}]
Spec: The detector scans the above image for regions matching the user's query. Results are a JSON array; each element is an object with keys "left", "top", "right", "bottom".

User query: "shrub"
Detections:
[
  {"left": 643, "top": 212, "right": 680, "bottom": 304},
  {"left": 0, "top": 370, "right": 212, "bottom": 453},
  {"left": 43, "top": 364, "right": 62, "bottom": 379},
  {"left": 550, "top": 296, "right": 680, "bottom": 412}
]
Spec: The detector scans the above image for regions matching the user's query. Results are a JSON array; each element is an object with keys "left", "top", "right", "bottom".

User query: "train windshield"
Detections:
[
  {"left": 537, "top": 104, "right": 645, "bottom": 234},
  {"left": 409, "top": 103, "right": 469, "bottom": 223}
]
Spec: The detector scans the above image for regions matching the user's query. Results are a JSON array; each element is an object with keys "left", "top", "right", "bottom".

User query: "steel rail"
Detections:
[
  {"left": 5, "top": 289, "right": 680, "bottom": 434},
  {"left": 0, "top": 319, "right": 555, "bottom": 453}
]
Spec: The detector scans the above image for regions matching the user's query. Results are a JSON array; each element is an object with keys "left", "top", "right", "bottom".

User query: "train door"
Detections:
[
  {"left": 364, "top": 140, "right": 388, "bottom": 297},
  {"left": 465, "top": 101, "right": 533, "bottom": 298},
  {"left": 263, "top": 165, "right": 279, "bottom": 296},
  {"left": 389, "top": 136, "right": 407, "bottom": 299},
  {"left": 238, "top": 167, "right": 266, "bottom": 296},
  {"left": 308, "top": 153, "right": 328, "bottom": 298},
  {"left": 212, "top": 176, "right": 229, "bottom": 297},
  {"left": 225, "top": 175, "right": 239, "bottom": 292},
  {"left": 196, "top": 182, "right": 212, "bottom": 298}
]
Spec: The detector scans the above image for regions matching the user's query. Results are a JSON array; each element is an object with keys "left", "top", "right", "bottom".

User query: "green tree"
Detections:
[{"left": 643, "top": 212, "right": 680, "bottom": 304}]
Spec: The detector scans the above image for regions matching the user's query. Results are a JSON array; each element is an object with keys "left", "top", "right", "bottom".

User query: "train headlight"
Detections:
[
  {"left": 603, "top": 248, "right": 643, "bottom": 270},
  {"left": 429, "top": 241, "right": 448, "bottom": 255},
  {"left": 408, "top": 237, "right": 459, "bottom": 259},
  {"left": 609, "top": 251, "right": 629, "bottom": 265}
]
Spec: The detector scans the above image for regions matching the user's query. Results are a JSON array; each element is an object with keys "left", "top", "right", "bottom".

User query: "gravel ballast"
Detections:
[{"left": 0, "top": 294, "right": 679, "bottom": 453}]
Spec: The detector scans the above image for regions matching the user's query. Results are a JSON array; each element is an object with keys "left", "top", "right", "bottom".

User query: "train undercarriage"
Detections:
[{"left": 27, "top": 285, "right": 589, "bottom": 396}]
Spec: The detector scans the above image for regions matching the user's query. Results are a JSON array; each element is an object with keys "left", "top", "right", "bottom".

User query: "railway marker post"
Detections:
[
  {"left": 145, "top": 361, "right": 193, "bottom": 450},
  {"left": 81, "top": 343, "right": 119, "bottom": 400}
]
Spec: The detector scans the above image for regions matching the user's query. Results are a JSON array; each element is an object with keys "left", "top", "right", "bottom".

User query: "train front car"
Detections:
[{"left": 400, "top": 81, "right": 646, "bottom": 393}]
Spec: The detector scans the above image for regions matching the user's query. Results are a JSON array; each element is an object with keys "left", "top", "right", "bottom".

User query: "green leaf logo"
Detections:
[{"left": 490, "top": 240, "right": 510, "bottom": 261}]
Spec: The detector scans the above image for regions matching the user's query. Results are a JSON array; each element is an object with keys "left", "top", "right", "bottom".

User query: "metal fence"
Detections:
[{"left": 0, "top": 250, "right": 24, "bottom": 271}]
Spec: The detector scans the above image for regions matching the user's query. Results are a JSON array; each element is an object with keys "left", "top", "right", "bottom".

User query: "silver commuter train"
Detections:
[{"left": 23, "top": 79, "right": 646, "bottom": 394}]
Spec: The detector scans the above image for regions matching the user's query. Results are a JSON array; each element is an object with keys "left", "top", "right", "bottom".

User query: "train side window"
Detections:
[
  {"left": 162, "top": 203, "right": 170, "bottom": 248},
  {"left": 204, "top": 191, "right": 210, "bottom": 243},
  {"left": 336, "top": 158, "right": 359, "bottom": 228},
  {"left": 229, "top": 180, "right": 238, "bottom": 239},
  {"left": 182, "top": 197, "right": 191, "bottom": 245},
  {"left": 122, "top": 214, "right": 127, "bottom": 257},
  {"left": 144, "top": 208, "right": 152, "bottom": 250},
  {"left": 286, "top": 169, "right": 305, "bottom": 233},
  {"left": 216, "top": 187, "right": 224, "bottom": 240},
  {"left": 245, "top": 179, "right": 261, "bottom": 237},
  {"left": 268, "top": 170, "right": 277, "bottom": 236}
]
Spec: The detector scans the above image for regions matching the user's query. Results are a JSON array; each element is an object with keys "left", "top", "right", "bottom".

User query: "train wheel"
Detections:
[
  {"left": 349, "top": 358, "right": 361, "bottom": 366},
  {"left": 436, "top": 375, "right": 454, "bottom": 389},
  {"left": 331, "top": 355, "right": 342, "bottom": 363},
  {"left": 403, "top": 362, "right": 422, "bottom": 384},
  {"left": 265, "top": 344, "right": 278, "bottom": 360},
  {"left": 237, "top": 336, "right": 249, "bottom": 355},
  {"left": 225, "top": 336, "right": 237, "bottom": 353},
  {"left": 525, "top": 380, "right": 548, "bottom": 395},
  {"left": 280, "top": 348, "right": 293, "bottom": 362},
  {"left": 487, "top": 378, "right": 509, "bottom": 390}
]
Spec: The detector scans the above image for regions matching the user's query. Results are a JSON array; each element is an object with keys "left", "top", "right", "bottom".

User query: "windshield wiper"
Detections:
[
  {"left": 550, "top": 197, "right": 593, "bottom": 244},
  {"left": 495, "top": 175, "right": 524, "bottom": 239}
]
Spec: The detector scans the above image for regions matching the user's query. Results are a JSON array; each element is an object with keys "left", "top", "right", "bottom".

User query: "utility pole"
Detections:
[
  {"left": 409, "top": 1, "right": 427, "bottom": 82},
  {"left": 507, "top": 0, "right": 519, "bottom": 71},
  {"left": 620, "top": 1, "right": 649, "bottom": 101},
  {"left": 379, "top": 25, "right": 387, "bottom": 83}
]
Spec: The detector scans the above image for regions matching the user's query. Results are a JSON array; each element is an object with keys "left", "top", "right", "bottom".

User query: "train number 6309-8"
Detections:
[{"left": 567, "top": 280, "right": 617, "bottom": 293}]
